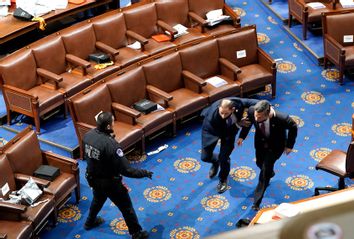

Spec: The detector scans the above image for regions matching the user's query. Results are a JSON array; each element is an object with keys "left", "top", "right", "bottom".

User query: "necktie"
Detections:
[{"left": 259, "top": 122, "right": 266, "bottom": 136}]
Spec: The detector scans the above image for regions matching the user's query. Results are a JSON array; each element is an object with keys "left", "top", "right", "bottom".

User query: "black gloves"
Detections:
[{"left": 142, "top": 170, "right": 153, "bottom": 179}]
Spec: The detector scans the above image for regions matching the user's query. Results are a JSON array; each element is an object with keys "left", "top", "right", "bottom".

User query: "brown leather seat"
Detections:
[
  {"left": 143, "top": 52, "right": 208, "bottom": 120},
  {"left": 288, "top": 0, "right": 332, "bottom": 40},
  {"left": 123, "top": 3, "right": 176, "bottom": 56},
  {"left": 0, "top": 155, "right": 55, "bottom": 236},
  {"left": 2, "top": 127, "right": 80, "bottom": 209},
  {"left": 217, "top": 26, "right": 276, "bottom": 97},
  {"left": 0, "top": 220, "right": 33, "bottom": 239},
  {"left": 155, "top": 0, "right": 207, "bottom": 45},
  {"left": 0, "top": 49, "right": 65, "bottom": 133},
  {"left": 30, "top": 34, "right": 92, "bottom": 98},
  {"left": 68, "top": 83, "right": 144, "bottom": 153},
  {"left": 187, "top": 0, "right": 240, "bottom": 36},
  {"left": 179, "top": 39, "right": 241, "bottom": 103},
  {"left": 106, "top": 67, "right": 175, "bottom": 136},
  {"left": 92, "top": 11, "right": 148, "bottom": 68},
  {"left": 314, "top": 141, "right": 354, "bottom": 195},
  {"left": 60, "top": 22, "right": 120, "bottom": 82},
  {"left": 322, "top": 10, "right": 354, "bottom": 85}
]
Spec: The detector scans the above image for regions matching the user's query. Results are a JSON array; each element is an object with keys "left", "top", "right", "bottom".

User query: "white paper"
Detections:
[
  {"left": 1, "top": 182, "right": 10, "bottom": 196},
  {"left": 274, "top": 203, "right": 301, "bottom": 218},
  {"left": 151, "top": 104, "right": 165, "bottom": 113},
  {"left": 0, "top": 0, "right": 10, "bottom": 6},
  {"left": 205, "top": 9, "right": 231, "bottom": 26},
  {"left": 236, "top": 49, "right": 247, "bottom": 59},
  {"left": 340, "top": 0, "right": 354, "bottom": 8},
  {"left": 147, "top": 144, "right": 168, "bottom": 156},
  {"left": 127, "top": 41, "right": 141, "bottom": 50},
  {"left": 205, "top": 76, "right": 228, "bottom": 87},
  {"left": 343, "top": 35, "right": 354, "bottom": 43},
  {"left": 306, "top": 2, "right": 326, "bottom": 9},
  {"left": 0, "top": 5, "right": 8, "bottom": 16}
]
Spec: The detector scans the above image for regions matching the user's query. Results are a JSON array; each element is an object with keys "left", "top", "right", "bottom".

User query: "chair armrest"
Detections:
[
  {"left": 14, "top": 173, "right": 50, "bottom": 188},
  {"left": 66, "top": 54, "right": 91, "bottom": 75},
  {"left": 126, "top": 30, "right": 149, "bottom": 51},
  {"left": 257, "top": 48, "right": 276, "bottom": 71},
  {"left": 2, "top": 84, "right": 38, "bottom": 100},
  {"left": 112, "top": 102, "right": 141, "bottom": 125},
  {"left": 95, "top": 41, "right": 119, "bottom": 58},
  {"left": 146, "top": 84, "right": 173, "bottom": 107},
  {"left": 36, "top": 68, "right": 63, "bottom": 90},
  {"left": 42, "top": 151, "right": 78, "bottom": 174},
  {"left": 157, "top": 20, "right": 178, "bottom": 37},
  {"left": 188, "top": 11, "right": 208, "bottom": 26},
  {"left": 224, "top": 4, "right": 241, "bottom": 27},
  {"left": 0, "top": 202, "right": 26, "bottom": 214},
  {"left": 324, "top": 34, "right": 346, "bottom": 64},
  {"left": 76, "top": 121, "right": 95, "bottom": 130},
  {"left": 219, "top": 58, "right": 242, "bottom": 82},
  {"left": 182, "top": 70, "right": 206, "bottom": 93}
]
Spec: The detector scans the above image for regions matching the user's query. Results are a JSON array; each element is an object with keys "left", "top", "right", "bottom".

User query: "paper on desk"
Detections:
[
  {"left": 205, "top": 9, "right": 231, "bottom": 26},
  {"left": 165, "top": 24, "right": 189, "bottom": 38},
  {"left": 0, "top": 0, "right": 10, "bottom": 6},
  {"left": 306, "top": 2, "right": 326, "bottom": 9},
  {"left": 340, "top": 0, "right": 354, "bottom": 8},
  {"left": 206, "top": 76, "right": 228, "bottom": 87},
  {"left": 0, "top": 6, "right": 8, "bottom": 16},
  {"left": 127, "top": 41, "right": 142, "bottom": 50}
]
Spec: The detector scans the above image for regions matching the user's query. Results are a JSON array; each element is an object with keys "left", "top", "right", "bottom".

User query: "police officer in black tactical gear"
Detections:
[{"left": 83, "top": 111, "right": 153, "bottom": 239}]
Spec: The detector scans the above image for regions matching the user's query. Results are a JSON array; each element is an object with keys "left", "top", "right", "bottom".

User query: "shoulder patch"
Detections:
[{"left": 116, "top": 148, "right": 124, "bottom": 157}]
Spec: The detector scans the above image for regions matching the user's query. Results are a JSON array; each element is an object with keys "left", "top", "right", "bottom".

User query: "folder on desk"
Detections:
[{"left": 152, "top": 34, "right": 171, "bottom": 42}]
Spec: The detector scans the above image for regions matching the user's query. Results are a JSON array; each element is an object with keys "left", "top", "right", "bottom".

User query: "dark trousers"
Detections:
[
  {"left": 86, "top": 178, "right": 142, "bottom": 235},
  {"left": 253, "top": 149, "right": 278, "bottom": 206},
  {"left": 201, "top": 135, "right": 235, "bottom": 182}
]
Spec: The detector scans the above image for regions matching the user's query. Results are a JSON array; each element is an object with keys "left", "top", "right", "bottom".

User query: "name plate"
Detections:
[
  {"left": 343, "top": 35, "right": 354, "bottom": 43},
  {"left": 236, "top": 49, "right": 247, "bottom": 59}
]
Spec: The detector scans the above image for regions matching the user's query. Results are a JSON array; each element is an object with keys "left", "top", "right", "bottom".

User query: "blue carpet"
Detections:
[
  {"left": 37, "top": 0, "right": 354, "bottom": 239},
  {"left": 261, "top": 0, "right": 289, "bottom": 20},
  {"left": 0, "top": 0, "right": 354, "bottom": 238},
  {"left": 0, "top": 91, "right": 6, "bottom": 118}
]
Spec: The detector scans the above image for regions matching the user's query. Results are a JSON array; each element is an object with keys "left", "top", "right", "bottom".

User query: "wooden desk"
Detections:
[
  {"left": 0, "top": 0, "right": 111, "bottom": 44},
  {"left": 250, "top": 187, "right": 354, "bottom": 225}
]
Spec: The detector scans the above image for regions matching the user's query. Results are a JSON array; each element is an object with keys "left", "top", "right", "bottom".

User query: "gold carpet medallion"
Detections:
[
  {"left": 232, "top": 7, "right": 246, "bottom": 17},
  {"left": 201, "top": 195, "right": 230, "bottom": 212},
  {"left": 310, "top": 148, "right": 332, "bottom": 162},
  {"left": 144, "top": 186, "right": 172, "bottom": 203},
  {"left": 170, "top": 226, "right": 200, "bottom": 239},
  {"left": 276, "top": 60, "right": 296, "bottom": 73},
  {"left": 352, "top": 102, "right": 354, "bottom": 108},
  {"left": 321, "top": 69, "right": 340, "bottom": 82},
  {"left": 290, "top": 115, "right": 304, "bottom": 128},
  {"left": 331, "top": 123, "right": 352, "bottom": 137},
  {"left": 230, "top": 166, "right": 256, "bottom": 182},
  {"left": 110, "top": 218, "right": 129, "bottom": 235},
  {"left": 174, "top": 157, "right": 201, "bottom": 173},
  {"left": 286, "top": 175, "right": 314, "bottom": 191},
  {"left": 301, "top": 91, "right": 325, "bottom": 104},
  {"left": 58, "top": 204, "right": 81, "bottom": 223},
  {"left": 257, "top": 33, "right": 270, "bottom": 45}
]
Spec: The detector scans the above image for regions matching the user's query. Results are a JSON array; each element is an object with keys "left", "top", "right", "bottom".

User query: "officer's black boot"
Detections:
[
  {"left": 209, "top": 161, "right": 219, "bottom": 179},
  {"left": 84, "top": 216, "right": 105, "bottom": 230},
  {"left": 132, "top": 230, "right": 149, "bottom": 239}
]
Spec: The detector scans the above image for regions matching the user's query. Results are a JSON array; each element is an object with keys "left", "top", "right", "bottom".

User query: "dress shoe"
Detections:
[
  {"left": 217, "top": 181, "right": 228, "bottom": 194},
  {"left": 132, "top": 230, "right": 149, "bottom": 239},
  {"left": 251, "top": 204, "right": 260, "bottom": 211},
  {"left": 84, "top": 216, "right": 105, "bottom": 230},
  {"left": 209, "top": 162, "right": 219, "bottom": 179}
]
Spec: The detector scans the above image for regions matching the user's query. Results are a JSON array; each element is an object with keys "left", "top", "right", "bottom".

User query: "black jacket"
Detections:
[
  {"left": 201, "top": 97, "right": 259, "bottom": 147},
  {"left": 83, "top": 128, "right": 147, "bottom": 179},
  {"left": 239, "top": 107, "right": 298, "bottom": 158}
]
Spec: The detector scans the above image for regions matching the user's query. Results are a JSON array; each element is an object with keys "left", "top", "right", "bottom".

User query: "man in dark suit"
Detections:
[
  {"left": 239, "top": 100, "right": 298, "bottom": 210},
  {"left": 201, "top": 97, "right": 258, "bottom": 193}
]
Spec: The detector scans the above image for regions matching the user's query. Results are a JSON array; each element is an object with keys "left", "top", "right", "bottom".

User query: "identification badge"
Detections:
[
  {"left": 343, "top": 35, "right": 353, "bottom": 43},
  {"left": 1, "top": 182, "right": 10, "bottom": 196},
  {"left": 236, "top": 49, "right": 246, "bottom": 59},
  {"left": 116, "top": 148, "right": 124, "bottom": 157}
]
